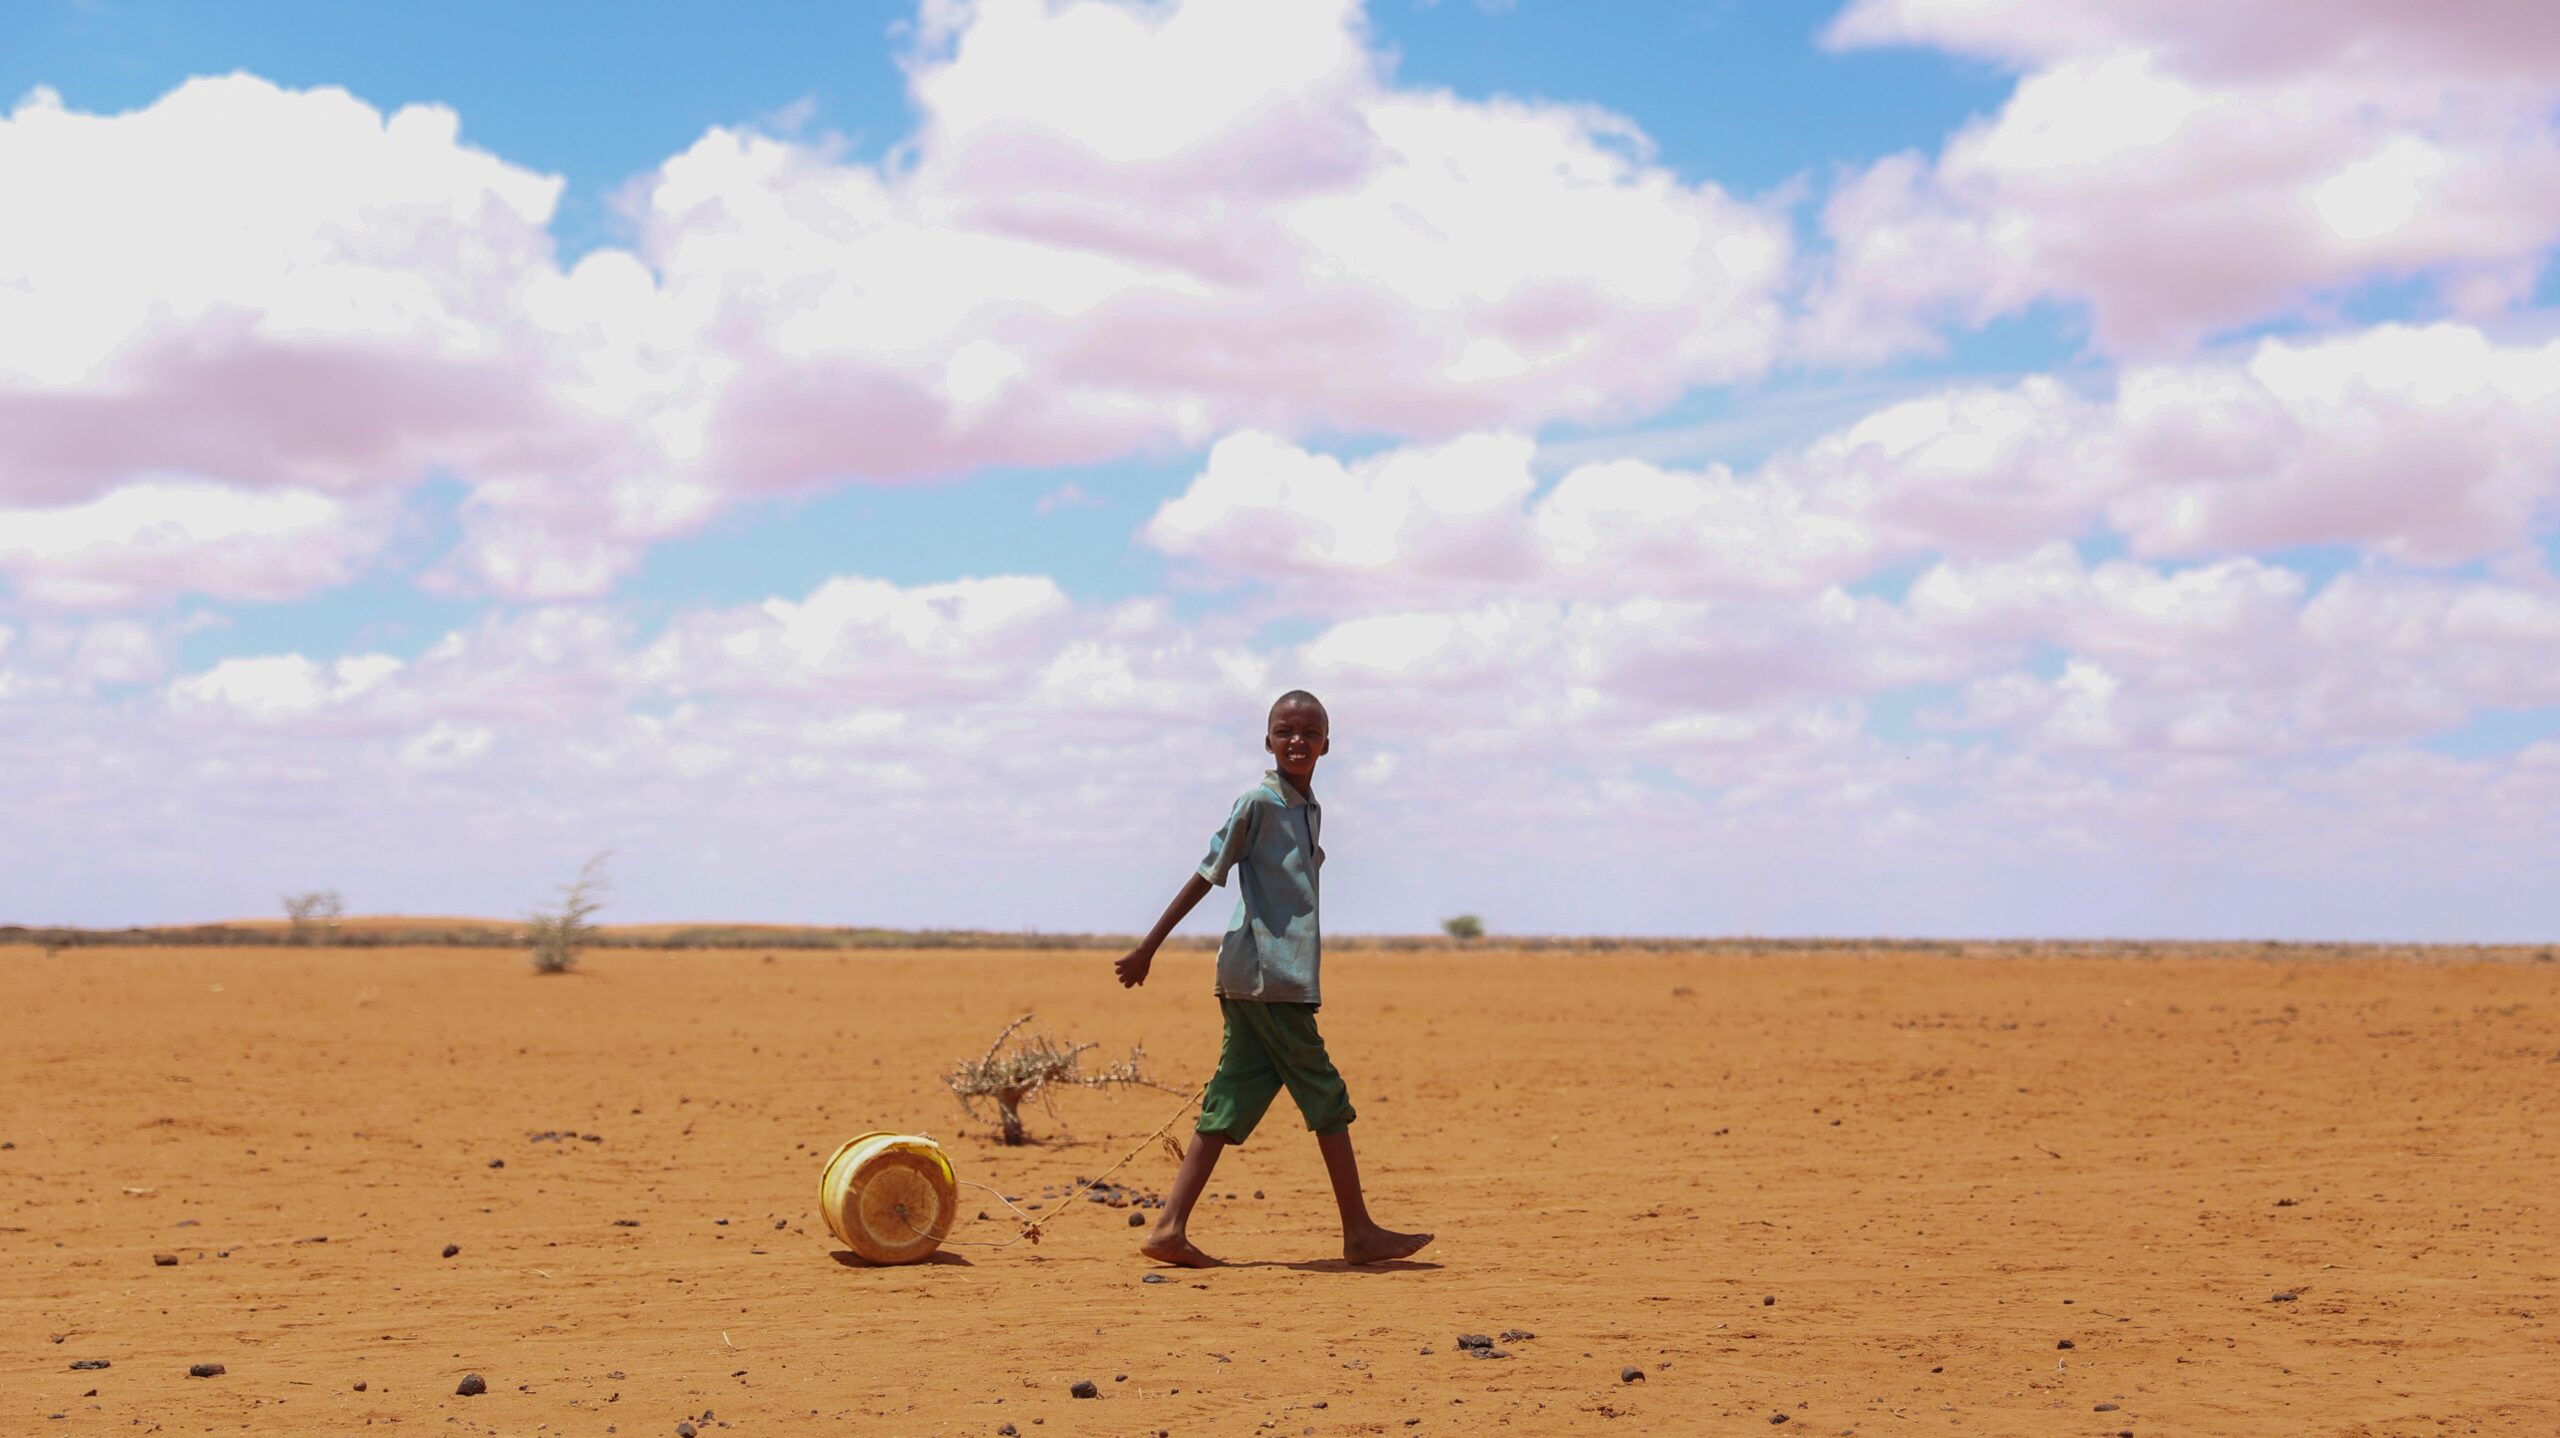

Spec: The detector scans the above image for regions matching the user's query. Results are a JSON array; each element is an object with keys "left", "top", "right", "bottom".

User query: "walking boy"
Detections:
[{"left": 1114, "top": 690, "right": 1432, "bottom": 1268}]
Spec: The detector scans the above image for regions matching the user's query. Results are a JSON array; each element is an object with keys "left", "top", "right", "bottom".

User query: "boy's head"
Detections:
[{"left": 1265, "top": 690, "right": 1329, "bottom": 784}]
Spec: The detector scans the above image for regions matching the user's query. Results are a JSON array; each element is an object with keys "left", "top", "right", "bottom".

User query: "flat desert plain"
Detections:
[{"left": 4, "top": 943, "right": 2556, "bottom": 1437}]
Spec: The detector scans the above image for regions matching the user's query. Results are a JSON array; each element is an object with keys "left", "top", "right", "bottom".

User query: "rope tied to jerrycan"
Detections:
[{"left": 823, "top": 1083, "right": 1204, "bottom": 1259}]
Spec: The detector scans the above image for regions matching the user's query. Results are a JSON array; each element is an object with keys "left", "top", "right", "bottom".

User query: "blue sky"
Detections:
[{"left": 3, "top": 0, "right": 2556, "bottom": 937}]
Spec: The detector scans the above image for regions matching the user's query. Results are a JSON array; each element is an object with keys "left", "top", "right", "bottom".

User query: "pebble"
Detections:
[
  {"left": 1499, "top": 1329, "right": 1535, "bottom": 1342},
  {"left": 1071, "top": 1379, "right": 1099, "bottom": 1398},
  {"left": 1456, "top": 1334, "right": 1492, "bottom": 1350},
  {"left": 152, "top": 1253, "right": 178, "bottom": 1266},
  {"left": 615, "top": 1219, "right": 641, "bottom": 1227},
  {"left": 773, "top": 1219, "right": 786, "bottom": 1230},
  {"left": 1621, "top": 1367, "right": 1645, "bottom": 1383},
  {"left": 2270, "top": 1291, "right": 2298, "bottom": 1303},
  {"left": 442, "top": 1243, "right": 460, "bottom": 1258},
  {"left": 1467, "top": 1348, "right": 1510, "bottom": 1361},
  {"left": 1142, "top": 1273, "right": 1169, "bottom": 1284},
  {"left": 1129, "top": 1211, "right": 1147, "bottom": 1227},
  {"left": 70, "top": 1360, "right": 110, "bottom": 1370},
  {"left": 354, "top": 1381, "right": 367, "bottom": 1392},
  {"left": 1115, "top": 1373, "right": 1127, "bottom": 1382},
  {"left": 2094, "top": 1403, "right": 2119, "bottom": 1412},
  {"left": 677, "top": 1424, "right": 696, "bottom": 1438},
  {"left": 2056, "top": 1339, "right": 2076, "bottom": 1350},
  {"left": 456, "top": 1374, "right": 487, "bottom": 1396},
  {"left": 1769, "top": 1415, "right": 1789, "bottom": 1426},
  {"left": 188, "top": 1363, "right": 225, "bottom": 1378},
  {"left": 1763, "top": 1295, "right": 1776, "bottom": 1306},
  {"left": 488, "top": 1159, "right": 505, "bottom": 1169},
  {"left": 1254, "top": 1190, "right": 1265, "bottom": 1199},
  {"left": 998, "top": 1426, "right": 1019, "bottom": 1437}
]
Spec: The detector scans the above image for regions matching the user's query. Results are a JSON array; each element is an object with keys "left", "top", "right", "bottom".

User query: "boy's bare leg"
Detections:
[
  {"left": 1140, "top": 1131, "right": 1228, "bottom": 1267},
  {"left": 1318, "top": 1129, "right": 1433, "bottom": 1264}
]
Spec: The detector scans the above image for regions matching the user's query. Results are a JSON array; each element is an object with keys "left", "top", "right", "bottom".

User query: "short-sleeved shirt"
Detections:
[{"left": 1196, "top": 769, "right": 1322, "bottom": 1005}]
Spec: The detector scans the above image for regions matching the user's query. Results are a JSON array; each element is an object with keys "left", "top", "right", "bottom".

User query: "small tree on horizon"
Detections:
[
  {"left": 527, "top": 851, "right": 611, "bottom": 975},
  {"left": 283, "top": 890, "right": 344, "bottom": 944},
  {"left": 1441, "top": 914, "right": 1484, "bottom": 942}
]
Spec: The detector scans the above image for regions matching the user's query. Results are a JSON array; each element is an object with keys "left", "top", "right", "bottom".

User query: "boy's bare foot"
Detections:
[
  {"left": 1140, "top": 1228, "right": 1223, "bottom": 1268},
  {"left": 1342, "top": 1224, "right": 1433, "bottom": 1265}
]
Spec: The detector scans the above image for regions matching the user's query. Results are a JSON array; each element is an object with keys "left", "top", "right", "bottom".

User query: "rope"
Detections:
[{"left": 883, "top": 1083, "right": 1204, "bottom": 1252}]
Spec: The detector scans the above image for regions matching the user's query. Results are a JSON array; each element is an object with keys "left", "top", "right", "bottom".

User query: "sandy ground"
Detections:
[{"left": 4, "top": 943, "right": 2557, "bottom": 1437}]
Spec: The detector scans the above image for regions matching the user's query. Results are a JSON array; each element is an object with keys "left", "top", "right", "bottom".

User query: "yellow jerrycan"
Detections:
[{"left": 818, "top": 1132, "right": 960, "bottom": 1264}]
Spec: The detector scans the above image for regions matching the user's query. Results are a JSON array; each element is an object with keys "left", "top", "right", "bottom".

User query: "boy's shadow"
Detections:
[{"left": 1215, "top": 1258, "right": 1442, "bottom": 1274}]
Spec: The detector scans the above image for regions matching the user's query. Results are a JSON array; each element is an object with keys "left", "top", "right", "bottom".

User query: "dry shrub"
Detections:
[{"left": 946, "top": 1013, "right": 1179, "bottom": 1145}]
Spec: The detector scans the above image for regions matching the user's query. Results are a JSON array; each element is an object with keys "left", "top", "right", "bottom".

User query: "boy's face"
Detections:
[{"left": 1265, "top": 700, "right": 1329, "bottom": 782}]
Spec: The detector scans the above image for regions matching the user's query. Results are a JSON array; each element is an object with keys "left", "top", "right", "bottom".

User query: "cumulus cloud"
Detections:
[
  {"left": 0, "top": 3, "right": 1797, "bottom": 605},
  {"left": 1806, "top": 0, "right": 2560, "bottom": 357},
  {"left": 0, "top": 479, "right": 397, "bottom": 608},
  {"left": 1145, "top": 323, "right": 2560, "bottom": 607}
]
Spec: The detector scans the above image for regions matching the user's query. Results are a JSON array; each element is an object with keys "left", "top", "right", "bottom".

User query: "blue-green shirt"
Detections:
[{"left": 1197, "top": 770, "right": 1322, "bottom": 1005}]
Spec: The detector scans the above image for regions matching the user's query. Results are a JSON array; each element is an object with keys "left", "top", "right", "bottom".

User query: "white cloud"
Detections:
[
  {"left": 1807, "top": 2, "right": 2560, "bottom": 357},
  {"left": 0, "top": 479, "right": 397, "bottom": 608},
  {"left": 167, "top": 652, "right": 404, "bottom": 722},
  {"left": 1147, "top": 323, "right": 2560, "bottom": 604}
]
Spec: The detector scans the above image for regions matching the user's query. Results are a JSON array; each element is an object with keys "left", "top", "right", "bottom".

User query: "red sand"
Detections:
[{"left": 4, "top": 943, "right": 2557, "bottom": 1435}]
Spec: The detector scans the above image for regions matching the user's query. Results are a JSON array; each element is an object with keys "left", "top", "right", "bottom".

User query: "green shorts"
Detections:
[{"left": 1197, "top": 998, "right": 1356, "bottom": 1144}]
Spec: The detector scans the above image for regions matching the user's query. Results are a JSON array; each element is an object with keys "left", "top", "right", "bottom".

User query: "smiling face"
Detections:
[{"left": 1265, "top": 694, "right": 1330, "bottom": 784}]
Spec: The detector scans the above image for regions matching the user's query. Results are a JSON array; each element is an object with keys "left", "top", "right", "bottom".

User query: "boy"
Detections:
[{"left": 1114, "top": 690, "right": 1432, "bottom": 1268}]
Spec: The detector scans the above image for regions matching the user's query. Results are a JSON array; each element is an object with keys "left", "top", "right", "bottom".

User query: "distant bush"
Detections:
[
  {"left": 1441, "top": 914, "right": 1484, "bottom": 941},
  {"left": 527, "top": 852, "right": 610, "bottom": 975},
  {"left": 281, "top": 890, "right": 343, "bottom": 945}
]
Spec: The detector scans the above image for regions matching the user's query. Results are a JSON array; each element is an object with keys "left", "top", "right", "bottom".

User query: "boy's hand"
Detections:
[{"left": 1114, "top": 946, "right": 1154, "bottom": 988}]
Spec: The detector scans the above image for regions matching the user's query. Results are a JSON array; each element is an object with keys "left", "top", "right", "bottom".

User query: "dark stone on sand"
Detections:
[
  {"left": 2270, "top": 1291, "right": 2297, "bottom": 1302},
  {"left": 1930, "top": 1366, "right": 1942, "bottom": 1373},
  {"left": 177, "top": 1219, "right": 198, "bottom": 1227},
  {"left": 488, "top": 1159, "right": 504, "bottom": 1169},
  {"left": 1142, "top": 1272, "right": 1169, "bottom": 1283},
  {"left": 1129, "top": 1212, "right": 1146, "bottom": 1226},
  {"left": 442, "top": 1243, "right": 460, "bottom": 1257},
  {"left": 677, "top": 1424, "right": 696, "bottom": 1438},
  {"left": 615, "top": 1219, "right": 640, "bottom": 1227},
  {"left": 70, "top": 1360, "right": 110, "bottom": 1370},
  {"left": 188, "top": 1363, "right": 225, "bottom": 1378},
  {"left": 1763, "top": 1295, "right": 1776, "bottom": 1305},
  {"left": 1769, "top": 1415, "right": 1789, "bottom": 1425},
  {"left": 456, "top": 1374, "right": 487, "bottom": 1396},
  {"left": 152, "top": 1253, "right": 177, "bottom": 1266},
  {"left": 1621, "top": 1367, "right": 1645, "bottom": 1383},
  {"left": 998, "top": 1425, "right": 1019, "bottom": 1437},
  {"left": 2056, "top": 1339, "right": 2075, "bottom": 1349},
  {"left": 354, "top": 1381, "right": 367, "bottom": 1391},
  {"left": 2094, "top": 1403, "right": 2118, "bottom": 1412},
  {"left": 774, "top": 1219, "right": 787, "bottom": 1229},
  {"left": 1071, "top": 1379, "right": 1099, "bottom": 1398},
  {"left": 1457, "top": 1334, "right": 1492, "bottom": 1350},
  {"left": 715, "top": 1218, "right": 728, "bottom": 1225},
  {"left": 1468, "top": 1348, "right": 1510, "bottom": 1360},
  {"left": 1499, "top": 1329, "right": 1535, "bottom": 1342},
  {"left": 1254, "top": 1190, "right": 1265, "bottom": 1199}
]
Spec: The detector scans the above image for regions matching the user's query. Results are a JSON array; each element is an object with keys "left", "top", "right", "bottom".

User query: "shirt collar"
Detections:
[{"left": 1263, "top": 769, "right": 1314, "bottom": 807}]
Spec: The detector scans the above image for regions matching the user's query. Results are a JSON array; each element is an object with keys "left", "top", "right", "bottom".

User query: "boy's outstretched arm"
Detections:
[{"left": 1116, "top": 873, "right": 1212, "bottom": 988}]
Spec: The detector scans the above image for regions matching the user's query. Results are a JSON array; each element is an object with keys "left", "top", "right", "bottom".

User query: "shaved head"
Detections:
[{"left": 1270, "top": 689, "right": 1328, "bottom": 724}]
